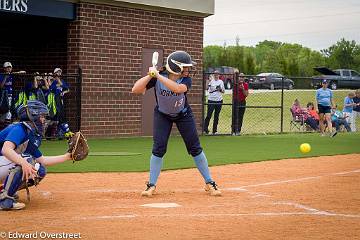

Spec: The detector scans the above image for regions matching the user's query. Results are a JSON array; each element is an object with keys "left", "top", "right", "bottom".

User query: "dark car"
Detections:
[
  {"left": 311, "top": 67, "right": 360, "bottom": 90},
  {"left": 250, "top": 73, "right": 294, "bottom": 90}
]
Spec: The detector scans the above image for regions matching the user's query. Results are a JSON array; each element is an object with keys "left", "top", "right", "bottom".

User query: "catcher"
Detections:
[{"left": 0, "top": 100, "right": 88, "bottom": 210}]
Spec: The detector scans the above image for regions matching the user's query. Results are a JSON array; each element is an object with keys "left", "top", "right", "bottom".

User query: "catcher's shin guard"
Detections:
[
  {"left": 205, "top": 181, "right": 222, "bottom": 196},
  {"left": 0, "top": 165, "right": 24, "bottom": 210},
  {"left": 0, "top": 157, "right": 46, "bottom": 210}
]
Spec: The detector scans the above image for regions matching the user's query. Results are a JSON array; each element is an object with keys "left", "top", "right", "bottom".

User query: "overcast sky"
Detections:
[{"left": 204, "top": 0, "right": 360, "bottom": 50}]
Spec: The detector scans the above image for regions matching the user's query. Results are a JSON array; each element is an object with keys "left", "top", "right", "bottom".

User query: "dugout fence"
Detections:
[{"left": 0, "top": 68, "right": 82, "bottom": 135}]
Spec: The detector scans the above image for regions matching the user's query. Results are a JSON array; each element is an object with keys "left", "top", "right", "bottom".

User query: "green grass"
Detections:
[
  {"left": 45, "top": 133, "right": 360, "bottom": 173},
  {"left": 205, "top": 90, "right": 358, "bottom": 134}
]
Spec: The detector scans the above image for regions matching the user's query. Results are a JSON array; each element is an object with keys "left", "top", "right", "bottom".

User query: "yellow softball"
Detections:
[{"left": 300, "top": 143, "right": 311, "bottom": 153}]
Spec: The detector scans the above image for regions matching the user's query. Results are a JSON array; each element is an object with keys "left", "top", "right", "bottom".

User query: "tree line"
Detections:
[{"left": 203, "top": 38, "right": 360, "bottom": 76}]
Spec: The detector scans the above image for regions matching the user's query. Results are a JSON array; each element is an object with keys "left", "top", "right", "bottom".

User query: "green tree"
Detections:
[
  {"left": 203, "top": 45, "right": 223, "bottom": 69},
  {"left": 321, "top": 38, "right": 360, "bottom": 71}
]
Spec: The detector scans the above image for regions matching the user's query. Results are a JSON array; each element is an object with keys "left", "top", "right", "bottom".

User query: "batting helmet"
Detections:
[
  {"left": 165, "top": 51, "right": 196, "bottom": 75},
  {"left": 17, "top": 100, "right": 49, "bottom": 122}
]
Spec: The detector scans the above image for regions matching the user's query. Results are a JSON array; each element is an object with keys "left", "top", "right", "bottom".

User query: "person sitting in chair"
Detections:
[
  {"left": 331, "top": 105, "right": 351, "bottom": 132},
  {"left": 291, "top": 99, "right": 318, "bottom": 131}
]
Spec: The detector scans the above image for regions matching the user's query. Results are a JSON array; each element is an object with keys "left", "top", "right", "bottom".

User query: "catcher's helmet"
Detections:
[
  {"left": 165, "top": 51, "right": 196, "bottom": 75},
  {"left": 17, "top": 100, "right": 49, "bottom": 122}
]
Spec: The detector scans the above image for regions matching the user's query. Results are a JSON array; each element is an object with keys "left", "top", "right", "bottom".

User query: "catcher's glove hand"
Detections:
[{"left": 67, "top": 131, "right": 89, "bottom": 162}]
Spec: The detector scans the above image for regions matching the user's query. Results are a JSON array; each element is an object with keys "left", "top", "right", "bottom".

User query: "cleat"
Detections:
[
  {"left": 205, "top": 181, "right": 222, "bottom": 196},
  {"left": 141, "top": 182, "right": 156, "bottom": 197},
  {"left": 0, "top": 201, "right": 26, "bottom": 210}
]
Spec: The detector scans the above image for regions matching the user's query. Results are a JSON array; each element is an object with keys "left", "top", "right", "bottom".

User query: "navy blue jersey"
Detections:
[
  {"left": 353, "top": 97, "right": 360, "bottom": 112},
  {"left": 0, "top": 74, "right": 14, "bottom": 95},
  {"left": 50, "top": 79, "right": 69, "bottom": 95},
  {"left": 146, "top": 72, "right": 192, "bottom": 117},
  {"left": 0, "top": 123, "right": 42, "bottom": 158}
]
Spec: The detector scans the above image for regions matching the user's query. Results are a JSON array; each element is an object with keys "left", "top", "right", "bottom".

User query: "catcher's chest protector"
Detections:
[{"left": 20, "top": 122, "right": 42, "bottom": 153}]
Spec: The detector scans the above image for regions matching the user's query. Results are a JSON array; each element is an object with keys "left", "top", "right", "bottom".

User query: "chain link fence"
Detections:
[
  {"left": 202, "top": 72, "right": 359, "bottom": 135},
  {"left": 0, "top": 69, "right": 82, "bottom": 136}
]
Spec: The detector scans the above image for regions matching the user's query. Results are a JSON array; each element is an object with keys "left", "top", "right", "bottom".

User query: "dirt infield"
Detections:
[{"left": 2, "top": 154, "right": 360, "bottom": 240}]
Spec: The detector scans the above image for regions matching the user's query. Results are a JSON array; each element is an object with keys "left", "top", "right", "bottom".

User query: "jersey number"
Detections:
[{"left": 174, "top": 98, "right": 184, "bottom": 108}]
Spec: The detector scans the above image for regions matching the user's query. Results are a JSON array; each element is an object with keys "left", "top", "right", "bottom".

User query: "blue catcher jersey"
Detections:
[
  {"left": 146, "top": 72, "right": 192, "bottom": 117},
  {"left": 0, "top": 123, "right": 43, "bottom": 158}
]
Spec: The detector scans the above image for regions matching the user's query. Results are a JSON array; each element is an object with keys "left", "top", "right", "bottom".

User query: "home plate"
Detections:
[{"left": 140, "top": 203, "right": 181, "bottom": 208}]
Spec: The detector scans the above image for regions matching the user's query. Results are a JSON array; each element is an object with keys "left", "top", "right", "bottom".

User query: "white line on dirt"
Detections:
[
  {"left": 225, "top": 168, "right": 360, "bottom": 191},
  {"left": 78, "top": 215, "right": 137, "bottom": 220},
  {"left": 43, "top": 168, "right": 360, "bottom": 195},
  {"left": 274, "top": 201, "right": 328, "bottom": 213},
  {"left": 77, "top": 212, "right": 360, "bottom": 221}
]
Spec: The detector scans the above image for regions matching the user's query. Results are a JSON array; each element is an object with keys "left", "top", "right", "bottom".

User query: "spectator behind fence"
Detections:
[
  {"left": 352, "top": 89, "right": 360, "bottom": 131},
  {"left": 15, "top": 72, "right": 47, "bottom": 109},
  {"left": 331, "top": 105, "right": 351, "bottom": 132},
  {"left": 0, "top": 62, "right": 25, "bottom": 130},
  {"left": 47, "top": 68, "right": 69, "bottom": 138},
  {"left": 203, "top": 70, "right": 225, "bottom": 134},
  {"left": 307, "top": 102, "right": 320, "bottom": 125},
  {"left": 232, "top": 72, "right": 249, "bottom": 136},
  {"left": 315, "top": 79, "right": 337, "bottom": 137},
  {"left": 291, "top": 99, "right": 318, "bottom": 131},
  {"left": 342, "top": 91, "right": 356, "bottom": 130}
]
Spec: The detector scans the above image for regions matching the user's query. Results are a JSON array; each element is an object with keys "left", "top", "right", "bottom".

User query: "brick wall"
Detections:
[{"left": 67, "top": 3, "right": 204, "bottom": 137}]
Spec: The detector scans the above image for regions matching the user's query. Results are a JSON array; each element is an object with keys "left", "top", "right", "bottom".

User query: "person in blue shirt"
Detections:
[
  {"left": 315, "top": 79, "right": 337, "bottom": 137},
  {"left": 331, "top": 105, "right": 351, "bottom": 132},
  {"left": 0, "top": 62, "right": 26, "bottom": 130},
  {"left": 0, "top": 62, "right": 15, "bottom": 129},
  {"left": 48, "top": 68, "right": 70, "bottom": 138},
  {"left": 132, "top": 51, "right": 221, "bottom": 197},
  {"left": 0, "top": 100, "right": 73, "bottom": 210},
  {"left": 342, "top": 91, "right": 356, "bottom": 131}
]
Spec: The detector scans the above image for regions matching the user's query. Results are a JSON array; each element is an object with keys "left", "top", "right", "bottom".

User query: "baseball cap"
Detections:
[
  {"left": 54, "top": 68, "right": 62, "bottom": 74},
  {"left": 322, "top": 79, "right": 328, "bottom": 84},
  {"left": 3, "top": 62, "right": 12, "bottom": 68},
  {"left": 214, "top": 70, "right": 220, "bottom": 74}
]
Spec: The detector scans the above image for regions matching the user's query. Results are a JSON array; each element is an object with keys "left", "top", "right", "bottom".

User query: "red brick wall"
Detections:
[{"left": 67, "top": 3, "right": 204, "bottom": 137}]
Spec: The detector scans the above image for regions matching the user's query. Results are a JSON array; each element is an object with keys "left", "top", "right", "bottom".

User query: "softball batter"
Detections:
[{"left": 132, "top": 51, "right": 221, "bottom": 197}]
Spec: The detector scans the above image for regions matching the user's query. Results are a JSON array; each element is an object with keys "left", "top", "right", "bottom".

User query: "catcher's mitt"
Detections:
[{"left": 67, "top": 131, "right": 89, "bottom": 162}]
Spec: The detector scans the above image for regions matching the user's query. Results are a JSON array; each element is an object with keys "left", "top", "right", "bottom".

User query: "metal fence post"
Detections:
[
  {"left": 280, "top": 76, "right": 284, "bottom": 133},
  {"left": 77, "top": 66, "right": 82, "bottom": 131},
  {"left": 232, "top": 71, "right": 239, "bottom": 135},
  {"left": 202, "top": 71, "right": 206, "bottom": 135}
]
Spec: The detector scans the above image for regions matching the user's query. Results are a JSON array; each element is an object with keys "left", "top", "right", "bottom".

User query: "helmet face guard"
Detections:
[{"left": 165, "top": 51, "right": 196, "bottom": 75}]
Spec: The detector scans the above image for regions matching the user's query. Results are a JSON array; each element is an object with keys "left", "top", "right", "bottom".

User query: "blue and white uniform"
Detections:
[
  {"left": 145, "top": 71, "right": 213, "bottom": 186},
  {"left": 0, "top": 123, "right": 42, "bottom": 181},
  {"left": 0, "top": 74, "right": 14, "bottom": 120},
  {"left": 148, "top": 72, "right": 191, "bottom": 117}
]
